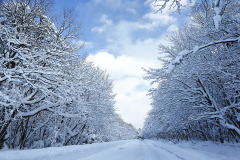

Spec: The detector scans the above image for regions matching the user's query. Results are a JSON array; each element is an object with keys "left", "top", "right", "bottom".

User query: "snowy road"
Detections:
[{"left": 0, "top": 139, "right": 239, "bottom": 160}]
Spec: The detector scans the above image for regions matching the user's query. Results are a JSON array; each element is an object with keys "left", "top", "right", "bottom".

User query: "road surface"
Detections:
[{"left": 0, "top": 139, "right": 239, "bottom": 160}]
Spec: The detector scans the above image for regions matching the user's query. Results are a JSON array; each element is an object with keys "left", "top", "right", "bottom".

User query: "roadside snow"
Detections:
[
  {"left": 0, "top": 140, "right": 129, "bottom": 160},
  {"left": 0, "top": 139, "right": 239, "bottom": 160},
  {"left": 150, "top": 140, "right": 240, "bottom": 160}
]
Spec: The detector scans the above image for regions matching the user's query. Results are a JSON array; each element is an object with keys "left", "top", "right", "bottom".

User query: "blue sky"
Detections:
[{"left": 54, "top": 0, "right": 191, "bottom": 129}]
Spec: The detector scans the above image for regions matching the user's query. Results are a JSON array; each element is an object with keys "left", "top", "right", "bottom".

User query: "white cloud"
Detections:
[
  {"left": 99, "top": 14, "right": 112, "bottom": 25},
  {"left": 91, "top": 27, "right": 105, "bottom": 34},
  {"left": 87, "top": 52, "right": 146, "bottom": 79},
  {"left": 91, "top": 14, "right": 112, "bottom": 34},
  {"left": 88, "top": 16, "right": 169, "bottom": 129},
  {"left": 87, "top": 0, "right": 187, "bottom": 129},
  {"left": 143, "top": 12, "right": 176, "bottom": 27},
  {"left": 103, "top": 21, "right": 167, "bottom": 64},
  {"left": 87, "top": 52, "right": 154, "bottom": 128},
  {"left": 115, "top": 90, "right": 151, "bottom": 129},
  {"left": 127, "top": 8, "right": 137, "bottom": 14},
  {"left": 110, "top": 12, "right": 176, "bottom": 31}
]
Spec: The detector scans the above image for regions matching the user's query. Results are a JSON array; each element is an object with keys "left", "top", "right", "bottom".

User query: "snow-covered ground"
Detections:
[{"left": 0, "top": 139, "right": 240, "bottom": 160}]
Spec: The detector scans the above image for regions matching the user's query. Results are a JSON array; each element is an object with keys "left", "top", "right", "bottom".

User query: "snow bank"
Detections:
[
  {"left": 0, "top": 140, "right": 130, "bottom": 160},
  {"left": 150, "top": 140, "right": 240, "bottom": 160}
]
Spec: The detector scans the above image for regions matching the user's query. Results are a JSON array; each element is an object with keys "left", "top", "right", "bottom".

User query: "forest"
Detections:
[
  {"left": 142, "top": 0, "right": 240, "bottom": 143},
  {"left": 0, "top": 0, "right": 239, "bottom": 151},
  {"left": 0, "top": 0, "right": 137, "bottom": 149}
]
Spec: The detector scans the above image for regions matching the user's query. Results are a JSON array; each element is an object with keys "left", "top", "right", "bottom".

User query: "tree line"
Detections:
[
  {"left": 142, "top": 0, "right": 240, "bottom": 143},
  {"left": 0, "top": 0, "right": 137, "bottom": 149}
]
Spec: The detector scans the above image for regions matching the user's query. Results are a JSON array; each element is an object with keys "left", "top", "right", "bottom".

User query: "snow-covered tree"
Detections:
[
  {"left": 143, "top": 0, "right": 240, "bottom": 142},
  {"left": 0, "top": 0, "right": 73, "bottom": 148},
  {"left": 154, "top": 0, "right": 230, "bottom": 30},
  {"left": 0, "top": 0, "right": 136, "bottom": 149}
]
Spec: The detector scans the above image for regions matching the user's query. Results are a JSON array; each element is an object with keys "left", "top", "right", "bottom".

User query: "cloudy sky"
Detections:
[{"left": 54, "top": 0, "right": 191, "bottom": 129}]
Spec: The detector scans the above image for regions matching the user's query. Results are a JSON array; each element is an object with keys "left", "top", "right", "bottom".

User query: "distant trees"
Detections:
[
  {"left": 142, "top": 0, "right": 240, "bottom": 142},
  {"left": 0, "top": 0, "right": 137, "bottom": 149}
]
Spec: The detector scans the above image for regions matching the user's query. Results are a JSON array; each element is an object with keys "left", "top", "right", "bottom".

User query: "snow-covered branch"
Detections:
[{"left": 168, "top": 37, "right": 240, "bottom": 73}]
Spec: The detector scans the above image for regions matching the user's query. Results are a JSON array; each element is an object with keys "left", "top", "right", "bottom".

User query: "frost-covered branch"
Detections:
[
  {"left": 168, "top": 37, "right": 240, "bottom": 73},
  {"left": 154, "top": 0, "right": 229, "bottom": 29},
  {"left": 154, "top": 0, "right": 182, "bottom": 13}
]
